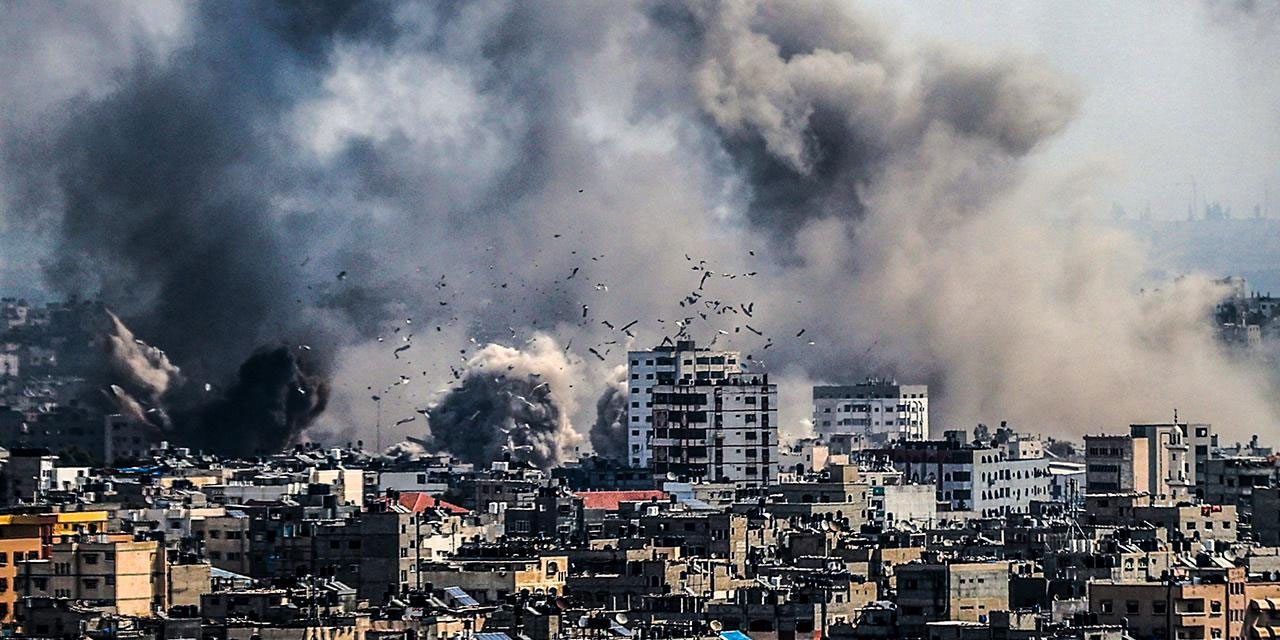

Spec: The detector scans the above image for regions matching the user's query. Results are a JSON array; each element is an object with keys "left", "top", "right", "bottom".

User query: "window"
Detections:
[
  {"left": 1152, "top": 600, "right": 1166, "bottom": 614},
  {"left": 1126, "top": 601, "right": 1140, "bottom": 614},
  {"left": 1099, "top": 600, "right": 1113, "bottom": 614},
  {"left": 83, "top": 578, "right": 99, "bottom": 590},
  {"left": 83, "top": 554, "right": 98, "bottom": 565}
]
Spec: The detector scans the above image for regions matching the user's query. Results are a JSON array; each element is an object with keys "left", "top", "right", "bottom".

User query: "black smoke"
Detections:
[
  {"left": 426, "top": 374, "right": 564, "bottom": 469},
  {"left": 173, "top": 346, "right": 329, "bottom": 457}
]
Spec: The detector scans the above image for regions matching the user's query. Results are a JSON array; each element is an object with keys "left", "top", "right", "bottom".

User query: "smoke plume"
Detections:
[
  {"left": 173, "top": 346, "right": 330, "bottom": 457},
  {"left": 589, "top": 366, "right": 628, "bottom": 460},
  {"left": 425, "top": 337, "right": 582, "bottom": 468},
  {"left": 3, "top": 0, "right": 1279, "bottom": 450}
]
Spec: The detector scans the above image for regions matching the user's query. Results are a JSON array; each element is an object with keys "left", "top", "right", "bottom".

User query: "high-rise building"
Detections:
[
  {"left": 649, "top": 374, "right": 778, "bottom": 487},
  {"left": 812, "top": 379, "right": 928, "bottom": 445},
  {"left": 625, "top": 341, "right": 742, "bottom": 468}
]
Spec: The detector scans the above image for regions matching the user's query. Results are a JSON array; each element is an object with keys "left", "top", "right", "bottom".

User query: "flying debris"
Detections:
[
  {"left": 393, "top": 344, "right": 411, "bottom": 359},
  {"left": 394, "top": 417, "right": 416, "bottom": 426},
  {"left": 587, "top": 347, "right": 606, "bottom": 361},
  {"left": 336, "top": 271, "right": 347, "bottom": 280},
  {"left": 795, "top": 329, "right": 806, "bottom": 338}
]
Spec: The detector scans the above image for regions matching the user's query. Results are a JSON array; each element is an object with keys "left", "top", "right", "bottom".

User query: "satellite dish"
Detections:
[
  {"left": 578, "top": 617, "right": 591, "bottom": 628},
  {"left": 554, "top": 597, "right": 570, "bottom": 611},
  {"left": 709, "top": 620, "right": 724, "bottom": 632},
  {"left": 615, "top": 613, "right": 629, "bottom": 625}
]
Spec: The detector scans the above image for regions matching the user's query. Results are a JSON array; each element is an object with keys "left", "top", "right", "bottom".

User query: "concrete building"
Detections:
[
  {"left": 627, "top": 341, "right": 742, "bottom": 468},
  {"left": 0, "top": 448, "right": 57, "bottom": 505},
  {"left": 15, "top": 535, "right": 208, "bottom": 617},
  {"left": 1088, "top": 566, "right": 1280, "bottom": 640},
  {"left": 812, "top": 380, "right": 928, "bottom": 444},
  {"left": 418, "top": 550, "right": 568, "bottom": 603},
  {"left": 897, "top": 561, "right": 1015, "bottom": 635},
  {"left": 868, "top": 431, "right": 1053, "bottom": 517},
  {"left": 1085, "top": 423, "right": 1193, "bottom": 502},
  {"left": 649, "top": 374, "right": 778, "bottom": 487},
  {"left": 1253, "top": 487, "right": 1280, "bottom": 546},
  {"left": 192, "top": 510, "right": 252, "bottom": 576}
]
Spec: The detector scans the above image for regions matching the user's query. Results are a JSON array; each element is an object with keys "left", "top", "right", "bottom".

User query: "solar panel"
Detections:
[{"left": 444, "top": 586, "right": 480, "bottom": 607}]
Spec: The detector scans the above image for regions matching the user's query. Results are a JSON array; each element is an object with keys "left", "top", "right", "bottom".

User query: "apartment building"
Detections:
[
  {"left": 649, "top": 374, "right": 778, "bottom": 487},
  {"left": 897, "top": 561, "right": 1016, "bottom": 636},
  {"left": 626, "top": 341, "right": 742, "bottom": 468},
  {"left": 868, "top": 431, "right": 1053, "bottom": 516},
  {"left": 17, "top": 536, "right": 166, "bottom": 617},
  {"left": 1085, "top": 423, "right": 1194, "bottom": 502},
  {"left": 812, "top": 379, "right": 928, "bottom": 444},
  {"left": 1088, "top": 566, "right": 1280, "bottom": 640}
]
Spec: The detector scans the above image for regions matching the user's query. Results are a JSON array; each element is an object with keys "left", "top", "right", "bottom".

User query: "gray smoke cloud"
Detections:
[
  {"left": 2, "top": 0, "right": 1278, "bottom": 453},
  {"left": 425, "top": 337, "right": 582, "bottom": 468},
  {"left": 589, "top": 365, "right": 628, "bottom": 460}
]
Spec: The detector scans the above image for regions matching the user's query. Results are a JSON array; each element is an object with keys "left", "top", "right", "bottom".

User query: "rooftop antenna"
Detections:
[{"left": 1173, "top": 408, "right": 1179, "bottom": 424}]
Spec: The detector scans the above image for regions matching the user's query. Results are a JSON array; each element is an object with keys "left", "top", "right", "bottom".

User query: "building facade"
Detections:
[
  {"left": 626, "top": 341, "right": 742, "bottom": 468},
  {"left": 649, "top": 375, "right": 778, "bottom": 487},
  {"left": 812, "top": 380, "right": 928, "bottom": 444},
  {"left": 1085, "top": 423, "right": 1194, "bottom": 502}
]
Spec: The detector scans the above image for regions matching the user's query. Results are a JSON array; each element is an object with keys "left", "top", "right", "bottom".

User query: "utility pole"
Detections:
[{"left": 372, "top": 395, "right": 383, "bottom": 453}]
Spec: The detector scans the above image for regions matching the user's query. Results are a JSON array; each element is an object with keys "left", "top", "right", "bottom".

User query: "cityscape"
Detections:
[{"left": 3, "top": 2, "right": 1280, "bottom": 640}]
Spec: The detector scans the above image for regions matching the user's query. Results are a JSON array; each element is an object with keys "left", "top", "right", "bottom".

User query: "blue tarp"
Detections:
[{"left": 720, "top": 632, "right": 752, "bottom": 640}]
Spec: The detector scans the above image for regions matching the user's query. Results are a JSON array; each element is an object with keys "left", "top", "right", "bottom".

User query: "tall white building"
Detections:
[
  {"left": 650, "top": 375, "right": 778, "bottom": 487},
  {"left": 626, "top": 341, "right": 741, "bottom": 467},
  {"left": 812, "top": 379, "right": 928, "bottom": 445}
]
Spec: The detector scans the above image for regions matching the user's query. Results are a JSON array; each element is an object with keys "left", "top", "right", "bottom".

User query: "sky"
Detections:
[
  {"left": 869, "top": 1, "right": 1280, "bottom": 219},
  {"left": 2, "top": 1, "right": 1280, "bottom": 457}
]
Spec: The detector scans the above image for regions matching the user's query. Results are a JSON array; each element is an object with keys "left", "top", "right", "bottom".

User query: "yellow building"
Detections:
[{"left": 0, "top": 512, "right": 110, "bottom": 551}]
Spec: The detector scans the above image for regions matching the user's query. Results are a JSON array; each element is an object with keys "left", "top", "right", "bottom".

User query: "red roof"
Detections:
[
  {"left": 395, "top": 492, "right": 469, "bottom": 514},
  {"left": 575, "top": 490, "right": 668, "bottom": 511}
]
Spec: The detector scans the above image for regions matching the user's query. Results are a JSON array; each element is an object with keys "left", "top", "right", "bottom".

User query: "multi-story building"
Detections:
[
  {"left": 15, "top": 535, "right": 210, "bottom": 617},
  {"left": 866, "top": 431, "right": 1053, "bottom": 517},
  {"left": 1084, "top": 423, "right": 1194, "bottom": 502},
  {"left": 192, "top": 511, "right": 252, "bottom": 576},
  {"left": 897, "top": 561, "right": 1016, "bottom": 635},
  {"left": 1088, "top": 566, "right": 1280, "bottom": 640},
  {"left": 626, "top": 341, "right": 742, "bottom": 468},
  {"left": 812, "top": 379, "right": 928, "bottom": 444},
  {"left": 0, "top": 449, "right": 57, "bottom": 506},
  {"left": 649, "top": 374, "right": 778, "bottom": 487}
]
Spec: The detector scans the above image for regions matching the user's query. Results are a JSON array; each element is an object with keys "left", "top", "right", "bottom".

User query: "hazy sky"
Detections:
[{"left": 867, "top": 1, "right": 1280, "bottom": 219}]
